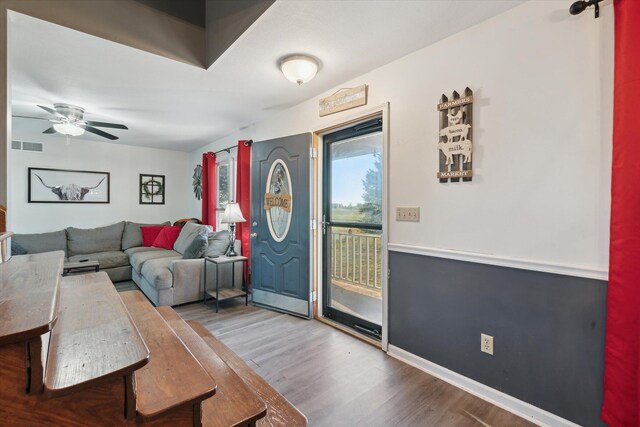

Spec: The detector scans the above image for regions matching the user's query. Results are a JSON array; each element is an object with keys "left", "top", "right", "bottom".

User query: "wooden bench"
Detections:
[
  {"left": 45, "top": 272, "right": 149, "bottom": 422},
  {"left": 0, "top": 254, "right": 146, "bottom": 425},
  {"left": 120, "top": 291, "right": 217, "bottom": 426},
  {"left": 158, "top": 306, "right": 267, "bottom": 427},
  {"left": 187, "top": 320, "right": 308, "bottom": 427},
  {"left": 0, "top": 251, "right": 63, "bottom": 345},
  {"left": 0, "top": 251, "right": 63, "bottom": 394},
  {"left": 0, "top": 253, "right": 306, "bottom": 427}
]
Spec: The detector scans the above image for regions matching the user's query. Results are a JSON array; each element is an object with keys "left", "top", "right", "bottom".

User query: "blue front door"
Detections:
[{"left": 250, "top": 133, "right": 311, "bottom": 318}]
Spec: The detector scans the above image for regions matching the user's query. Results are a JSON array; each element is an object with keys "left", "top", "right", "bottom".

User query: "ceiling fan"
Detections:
[{"left": 13, "top": 104, "right": 128, "bottom": 140}]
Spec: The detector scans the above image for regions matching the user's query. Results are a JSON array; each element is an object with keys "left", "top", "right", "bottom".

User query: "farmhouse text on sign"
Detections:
[{"left": 437, "top": 96, "right": 473, "bottom": 111}]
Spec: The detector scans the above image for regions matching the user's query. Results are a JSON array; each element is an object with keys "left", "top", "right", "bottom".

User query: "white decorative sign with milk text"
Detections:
[{"left": 437, "top": 88, "right": 473, "bottom": 182}]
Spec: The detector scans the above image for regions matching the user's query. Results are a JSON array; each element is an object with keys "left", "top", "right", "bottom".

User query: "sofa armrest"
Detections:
[
  {"left": 165, "top": 258, "right": 200, "bottom": 306},
  {"left": 169, "top": 241, "right": 244, "bottom": 304}
]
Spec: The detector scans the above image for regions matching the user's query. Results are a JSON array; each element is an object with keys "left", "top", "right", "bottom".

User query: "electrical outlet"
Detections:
[
  {"left": 396, "top": 207, "right": 420, "bottom": 222},
  {"left": 481, "top": 333, "right": 494, "bottom": 355}
]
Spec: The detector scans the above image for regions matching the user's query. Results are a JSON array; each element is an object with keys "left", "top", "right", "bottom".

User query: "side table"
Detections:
[{"left": 203, "top": 255, "right": 248, "bottom": 313}]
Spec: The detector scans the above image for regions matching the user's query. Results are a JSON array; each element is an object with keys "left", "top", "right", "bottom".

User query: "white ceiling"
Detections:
[{"left": 10, "top": 0, "right": 523, "bottom": 152}]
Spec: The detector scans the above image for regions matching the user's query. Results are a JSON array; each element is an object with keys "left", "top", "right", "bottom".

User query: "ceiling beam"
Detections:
[
  {"left": 205, "top": 0, "right": 274, "bottom": 69},
  {"left": 3, "top": 0, "right": 206, "bottom": 68}
]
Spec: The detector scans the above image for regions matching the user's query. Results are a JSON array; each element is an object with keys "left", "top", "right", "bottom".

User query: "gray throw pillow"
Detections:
[
  {"left": 11, "top": 241, "right": 27, "bottom": 256},
  {"left": 174, "top": 222, "right": 211, "bottom": 255},
  {"left": 182, "top": 230, "right": 208, "bottom": 259},
  {"left": 205, "top": 230, "right": 231, "bottom": 258}
]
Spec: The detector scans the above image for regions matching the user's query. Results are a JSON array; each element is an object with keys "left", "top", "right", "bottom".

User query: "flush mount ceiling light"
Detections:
[{"left": 280, "top": 55, "right": 319, "bottom": 85}]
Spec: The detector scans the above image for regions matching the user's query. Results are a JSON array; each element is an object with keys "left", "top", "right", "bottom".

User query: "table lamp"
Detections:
[{"left": 220, "top": 202, "right": 246, "bottom": 257}]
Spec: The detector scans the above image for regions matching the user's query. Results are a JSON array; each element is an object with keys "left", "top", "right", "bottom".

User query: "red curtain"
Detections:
[
  {"left": 602, "top": 1, "right": 640, "bottom": 425},
  {"left": 201, "top": 152, "right": 217, "bottom": 227},
  {"left": 236, "top": 140, "right": 252, "bottom": 282}
]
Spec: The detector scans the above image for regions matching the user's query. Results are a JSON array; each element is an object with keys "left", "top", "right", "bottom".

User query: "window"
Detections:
[
  {"left": 217, "top": 161, "right": 230, "bottom": 209},
  {"left": 215, "top": 154, "right": 237, "bottom": 230}
]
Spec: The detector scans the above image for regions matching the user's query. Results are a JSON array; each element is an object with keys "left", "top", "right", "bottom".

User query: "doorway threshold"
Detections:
[{"left": 316, "top": 315, "right": 382, "bottom": 349}]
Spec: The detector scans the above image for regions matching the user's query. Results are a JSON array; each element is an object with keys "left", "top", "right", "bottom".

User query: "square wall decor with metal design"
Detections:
[{"left": 140, "top": 174, "right": 165, "bottom": 205}]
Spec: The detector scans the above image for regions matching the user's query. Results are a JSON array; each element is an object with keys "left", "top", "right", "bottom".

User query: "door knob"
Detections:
[{"left": 250, "top": 232, "right": 258, "bottom": 239}]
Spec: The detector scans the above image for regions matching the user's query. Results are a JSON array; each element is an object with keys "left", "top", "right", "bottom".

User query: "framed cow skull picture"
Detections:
[
  {"left": 28, "top": 167, "right": 110, "bottom": 203},
  {"left": 437, "top": 87, "right": 473, "bottom": 182}
]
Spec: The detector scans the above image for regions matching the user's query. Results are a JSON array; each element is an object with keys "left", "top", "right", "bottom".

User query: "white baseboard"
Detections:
[
  {"left": 388, "top": 243, "right": 608, "bottom": 281},
  {"left": 387, "top": 345, "right": 581, "bottom": 427}
]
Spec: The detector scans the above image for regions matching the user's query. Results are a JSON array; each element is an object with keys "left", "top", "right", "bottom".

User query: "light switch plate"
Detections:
[{"left": 396, "top": 207, "right": 420, "bottom": 222}]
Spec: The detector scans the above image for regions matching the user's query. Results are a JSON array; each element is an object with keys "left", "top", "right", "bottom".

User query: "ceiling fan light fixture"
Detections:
[
  {"left": 280, "top": 55, "right": 319, "bottom": 85},
  {"left": 53, "top": 122, "right": 85, "bottom": 136}
]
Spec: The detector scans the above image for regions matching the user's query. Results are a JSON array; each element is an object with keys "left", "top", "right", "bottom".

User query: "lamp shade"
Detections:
[
  {"left": 280, "top": 55, "right": 318, "bottom": 85},
  {"left": 54, "top": 122, "right": 85, "bottom": 136},
  {"left": 221, "top": 202, "right": 246, "bottom": 223}
]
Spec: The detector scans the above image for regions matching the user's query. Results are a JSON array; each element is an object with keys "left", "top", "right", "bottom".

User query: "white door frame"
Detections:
[{"left": 313, "top": 103, "right": 390, "bottom": 351}]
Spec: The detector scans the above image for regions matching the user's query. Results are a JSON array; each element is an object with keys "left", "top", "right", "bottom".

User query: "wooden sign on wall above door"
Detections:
[
  {"left": 319, "top": 85, "right": 368, "bottom": 117},
  {"left": 437, "top": 87, "right": 473, "bottom": 182}
]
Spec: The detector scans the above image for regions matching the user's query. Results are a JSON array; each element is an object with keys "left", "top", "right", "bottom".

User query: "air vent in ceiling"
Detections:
[
  {"left": 21, "top": 141, "right": 43, "bottom": 152},
  {"left": 11, "top": 140, "right": 21, "bottom": 150}
]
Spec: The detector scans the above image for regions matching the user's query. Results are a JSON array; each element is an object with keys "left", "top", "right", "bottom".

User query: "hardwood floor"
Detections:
[{"left": 172, "top": 300, "right": 537, "bottom": 427}]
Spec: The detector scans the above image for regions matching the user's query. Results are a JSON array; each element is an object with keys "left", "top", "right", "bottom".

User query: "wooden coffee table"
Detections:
[{"left": 63, "top": 260, "right": 100, "bottom": 276}]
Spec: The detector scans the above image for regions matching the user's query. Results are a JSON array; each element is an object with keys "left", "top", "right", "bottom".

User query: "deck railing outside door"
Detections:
[{"left": 330, "top": 230, "right": 381, "bottom": 291}]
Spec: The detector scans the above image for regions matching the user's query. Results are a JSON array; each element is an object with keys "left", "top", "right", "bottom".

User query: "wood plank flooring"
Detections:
[{"left": 172, "top": 300, "right": 537, "bottom": 427}]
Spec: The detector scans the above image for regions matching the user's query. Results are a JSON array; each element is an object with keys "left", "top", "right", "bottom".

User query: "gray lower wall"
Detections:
[{"left": 389, "top": 251, "right": 607, "bottom": 427}]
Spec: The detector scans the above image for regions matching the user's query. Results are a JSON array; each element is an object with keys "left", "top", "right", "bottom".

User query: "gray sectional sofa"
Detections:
[{"left": 12, "top": 221, "right": 241, "bottom": 306}]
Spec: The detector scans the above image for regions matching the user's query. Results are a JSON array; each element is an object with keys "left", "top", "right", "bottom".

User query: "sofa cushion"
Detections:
[
  {"left": 130, "top": 248, "right": 181, "bottom": 273},
  {"left": 11, "top": 241, "right": 28, "bottom": 256},
  {"left": 183, "top": 230, "right": 208, "bottom": 259},
  {"left": 124, "top": 246, "right": 165, "bottom": 257},
  {"left": 67, "top": 222, "right": 125, "bottom": 256},
  {"left": 12, "top": 230, "right": 67, "bottom": 256},
  {"left": 122, "top": 221, "right": 170, "bottom": 250},
  {"left": 174, "top": 222, "right": 211, "bottom": 255},
  {"left": 141, "top": 257, "right": 181, "bottom": 290},
  {"left": 68, "top": 251, "right": 129, "bottom": 270},
  {"left": 152, "top": 226, "right": 181, "bottom": 250},
  {"left": 205, "top": 230, "right": 231, "bottom": 257}
]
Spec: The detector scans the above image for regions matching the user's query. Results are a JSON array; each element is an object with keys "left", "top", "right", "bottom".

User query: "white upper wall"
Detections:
[
  {"left": 189, "top": 1, "right": 614, "bottom": 271},
  {"left": 10, "top": 137, "right": 191, "bottom": 233}
]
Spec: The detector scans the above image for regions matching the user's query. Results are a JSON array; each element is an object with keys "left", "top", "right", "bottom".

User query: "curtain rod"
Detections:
[{"left": 213, "top": 139, "right": 253, "bottom": 155}]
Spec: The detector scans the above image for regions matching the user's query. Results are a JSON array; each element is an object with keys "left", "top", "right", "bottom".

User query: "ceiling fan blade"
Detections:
[
  {"left": 42, "top": 127, "right": 57, "bottom": 134},
  {"left": 12, "top": 115, "right": 50, "bottom": 121},
  {"left": 84, "top": 120, "right": 128, "bottom": 130},
  {"left": 37, "top": 105, "right": 65, "bottom": 118},
  {"left": 80, "top": 125, "right": 119, "bottom": 140}
]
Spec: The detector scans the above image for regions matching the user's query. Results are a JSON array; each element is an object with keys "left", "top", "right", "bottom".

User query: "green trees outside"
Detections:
[{"left": 358, "top": 153, "right": 382, "bottom": 225}]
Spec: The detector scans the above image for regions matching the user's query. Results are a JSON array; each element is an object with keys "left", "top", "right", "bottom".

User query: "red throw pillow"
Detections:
[
  {"left": 152, "top": 226, "right": 181, "bottom": 250},
  {"left": 141, "top": 226, "right": 165, "bottom": 247}
]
